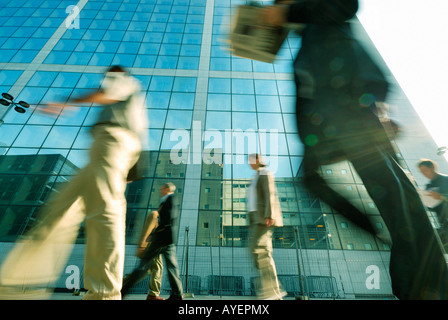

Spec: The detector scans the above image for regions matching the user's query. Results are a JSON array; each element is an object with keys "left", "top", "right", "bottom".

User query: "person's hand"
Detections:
[
  {"left": 36, "top": 102, "right": 64, "bottom": 115},
  {"left": 428, "top": 190, "right": 444, "bottom": 201},
  {"left": 261, "top": 5, "right": 288, "bottom": 27},
  {"left": 265, "top": 218, "right": 275, "bottom": 227},
  {"left": 136, "top": 246, "right": 146, "bottom": 259},
  {"left": 37, "top": 102, "right": 76, "bottom": 117}
]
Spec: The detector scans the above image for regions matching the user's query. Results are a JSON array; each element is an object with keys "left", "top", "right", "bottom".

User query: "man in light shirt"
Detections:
[
  {"left": 0, "top": 65, "right": 148, "bottom": 300},
  {"left": 247, "top": 153, "right": 286, "bottom": 300}
]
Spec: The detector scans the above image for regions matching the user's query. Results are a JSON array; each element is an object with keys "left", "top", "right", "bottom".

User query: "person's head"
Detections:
[
  {"left": 248, "top": 153, "right": 267, "bottom": 171},
  {"left": 417, "top": 159, "right": 438, "bottom": 180},
  {"left": 160, "top": 182, "right": 176, "bottom": 196},
  {"left": 106, "top": 65, "right": 127, "bottom": 74}
]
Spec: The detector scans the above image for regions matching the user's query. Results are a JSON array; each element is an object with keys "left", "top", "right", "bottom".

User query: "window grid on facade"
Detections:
[{"left": 0, "top": 0, "right": 435, "bottom": 299}]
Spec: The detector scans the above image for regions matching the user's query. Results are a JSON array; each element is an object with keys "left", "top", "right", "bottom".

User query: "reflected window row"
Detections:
[
  {"left": 208, "top": 78, "right": 296, "bottom": 96},
  {"left": 0, "top": 74, "right": 200, "bottom": 111},
  {"left": 0, "top": 152, "right": 385, "bottom": 250},
  {"left": 0, "top": 174, "right": 186, "bottom": 244},
  {"left": 20, "top": 72, "right": 196, "bottom": 92},
  {"left": 43, "top": 51, "right": 200, "bottom": 69},
  {"left": 196, "top": 210, "right": 387, "bottom": 251},
  {"left": 0, "top": 147, "right": 307, "bottom": 180},
  {"left": 1, "top": 125, "right": 305, "bottom": 169},
  {"left": 54, "top": 38, "right": 202, "bottom": 56},
  {"left": 204, "top": 111, "right": 297, "bottom": 132}
]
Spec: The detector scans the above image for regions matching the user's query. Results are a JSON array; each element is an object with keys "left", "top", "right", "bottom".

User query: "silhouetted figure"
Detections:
[
  {"left": 262, "top": 0, "right": 448, "bottom": 299},
  {"left": 122, "top": 183, "right": 183, "bottom": 300}
]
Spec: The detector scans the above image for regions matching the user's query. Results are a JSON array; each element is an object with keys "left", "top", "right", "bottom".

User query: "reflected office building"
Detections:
[{"left": 0, "top": 0, "right": 447, "bottom": 299}]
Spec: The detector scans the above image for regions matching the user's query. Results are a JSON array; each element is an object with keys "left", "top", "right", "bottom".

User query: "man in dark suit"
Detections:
[
  {"left": 121, "top": 183, "right": 183, "bottom": 300},
  {"left": 262, "top": 0, "right": 448, "bottom": 299}
]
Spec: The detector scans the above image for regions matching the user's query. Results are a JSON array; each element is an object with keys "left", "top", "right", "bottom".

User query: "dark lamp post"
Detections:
[{"left": 0, "top": 92, "right": 30, "bottom": 114}]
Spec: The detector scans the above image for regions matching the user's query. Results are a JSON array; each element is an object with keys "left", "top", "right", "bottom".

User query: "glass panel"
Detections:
[
  {"left": 42, "top": 126, "right": 80, "bottom": 149},
  {"left": 283, "top": 113, "right": 298, "bottom": 133},
  {"left": 149, "top": 76, "right": 174, "bottom": 91},
  {"left": 0, "top": 124, "right": 22, "bottom": 147},
  {"left": 10, "top": 50, "right": 38, "bottom": 63},
  {"left": 208, "top": 78, "right": 230, "bottom": 93},
  {"left": 173, "top": 77, "right": 196, "bottom": 93},
  {"left": 207, "top": 93, "right": 231, "bottom": 111},
  {"left": 161, "top": 129, "right": 190, "bottom": 150},
  {"left": 75, "top": 73, "right": 103, "bottom": 89},
  {"left": 206, "top": 111, "right": 231, "bottom": 130},
  {"left": 232, "top": 95, "right": 256, "bottom": 112},
  {"left": 88, "top": 53, "right": 114, "bottom": 66},
  {"left": 0, "top": 70, "right": 23, "bottom": 86},
  {"left": 259, "top": 132, "right": 289, "bottom": 156},
  {"left": 147, "top": 129, "right": 163, "bottom": 151},
  {"left": 256, "top": 95, "right": 281, "bottom": 113},
  {"left": 231, "top": 79, "right": 254, "bottom": 95},
  {"left": 72, "top": 127, "right": 93, "bottom": 149},
  {"left": 16, "top": 87, "right": 47, "bottom": 105},
  {"left": 27, "top": 107, "right": 58, "bottom": 125},
  {"left": 257, "top": 113, "right": 284, "bottom": 131},
  {"left": 66, "top": 149, "right": 90, "bottom": 170},
  {"left": 165, "top": 110, "right": 192, "bottom": 129},
  {"left": 232, "top": 130, "right": 259, "bottom": 156},
  {"left": 146, "top": 91, "right": 170, "bottom": 109},
  {"left": 169, "top": 92, "right": 194, "bottom": 110},
  {"left": 155, "top": 151, "right": 187, "bottom": 179},
  {"left": 27, "top": 71, "right": 58, "bottom": 87},
  {"left": 254, "top": 79, "right": 278, "bottom": 95},
  {"left": 12, "top": 125, "right": 51, "bottom": 148},
  {"left": 147, "top": 109, "right": 167, "bottom": 128},
  {"left": 51, "top": 72, "right": 82, "bottom": 88}
]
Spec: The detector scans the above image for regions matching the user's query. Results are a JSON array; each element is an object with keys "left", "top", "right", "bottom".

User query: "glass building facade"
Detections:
[{"left": 0, "top": 0, "right": 447, "bottom": 299}]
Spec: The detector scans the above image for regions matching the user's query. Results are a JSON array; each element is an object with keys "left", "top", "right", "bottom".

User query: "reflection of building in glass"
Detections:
[
  {"left": 0, "top": 154, "right": 78, "bottom": 241},
  {"left": 0, "top": 0, "right": 447, "bottom": 299}
]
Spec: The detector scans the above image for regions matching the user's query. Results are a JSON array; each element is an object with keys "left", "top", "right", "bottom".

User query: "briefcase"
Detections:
[{"left": 229, "top": 3, "right": 289, "bottom": 63}]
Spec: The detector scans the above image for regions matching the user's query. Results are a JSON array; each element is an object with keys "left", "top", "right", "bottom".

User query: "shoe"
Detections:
[
  {"left": 167, "top": 295, "right": 183, "bottom": 300},
  {"left": 260, "top": 290, "right": 287, "bottom": 300},
  {"left": 146, "top": 295, "right": 165, "bottom": 300}
]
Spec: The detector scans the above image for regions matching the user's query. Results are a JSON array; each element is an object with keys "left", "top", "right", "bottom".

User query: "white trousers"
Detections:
[{"left": 0, "top": 126, "right": 141, "bottom": 300}]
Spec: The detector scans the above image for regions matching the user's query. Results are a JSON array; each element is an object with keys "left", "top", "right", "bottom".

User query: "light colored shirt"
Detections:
[
  {"left": 247, "top": 171, "right": 259, "bottom": 212},
  {"left": 97, "top": 72, "right": 149, "bottom": 141}
]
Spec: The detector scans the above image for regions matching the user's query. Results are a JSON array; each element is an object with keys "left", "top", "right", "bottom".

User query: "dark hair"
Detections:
[
  {"left": 417, "top": 158, "right": 437, "bottom": 169},
  {"left": 106, "top": 65, "right": 127, "bottom": 73}
]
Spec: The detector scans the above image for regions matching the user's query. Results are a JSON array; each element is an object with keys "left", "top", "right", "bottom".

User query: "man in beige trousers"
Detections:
[
  {"left": 247, "top": 153, "right": 286, "bottom": 300},
  {"left": 136, "top": 210, "right": 164, "bottom": 300},
  {"left": 0, "top": 65, "right": 148, "bottom": 300}
]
